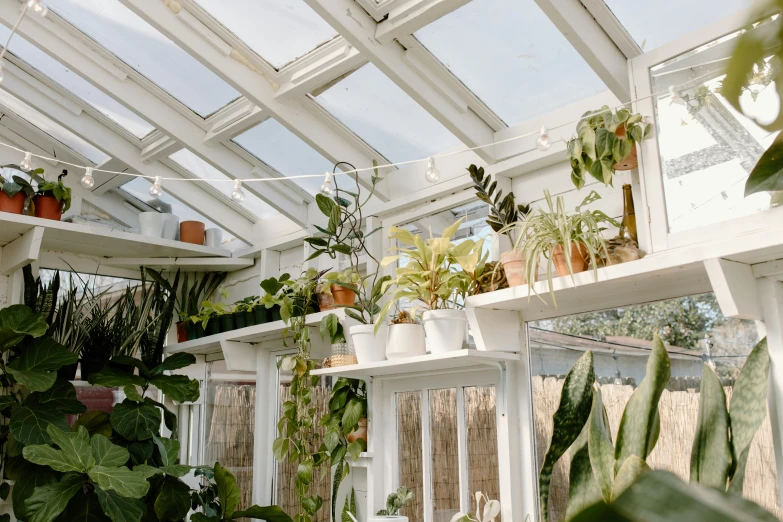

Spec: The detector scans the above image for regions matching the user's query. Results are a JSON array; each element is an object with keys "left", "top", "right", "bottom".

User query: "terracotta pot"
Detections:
[
  {"left": 33, "top": 195, "right": 63, "bottom": 220},
  {"left": 0, "top": 191, "right": 25, "bottom": 214},
  {"left": 552, "top": 242, "right": 588, "bottom": 277},
  {"left": 180, "top": 220, "right": 205, "bottom": 245},
  {"left": 176, "top": 321, "right": 188, "bottom": 343},
  {"left": 346, "top": 418, "right": 367, "bottom": 444},
  {"left": 500, "top": 250, "right": 537, "bottom": 287},
  {"left": 331, "top": 284, "right": 357, "bottom": 306},
  {"left": 613, "top": 124, "right": 638, "bottom": 171},
  {"left": 317, "top": 291, "right": 335, "bottom": 311}
]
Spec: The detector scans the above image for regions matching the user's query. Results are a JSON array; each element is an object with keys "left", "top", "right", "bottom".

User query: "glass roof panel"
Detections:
[
  {"left": 603, "top": 0, "right": 751, "bottom": 51},
  {"left": 168, "top": 149, "right": 277, "bottom": 219},
  {"left": 314, "top": 64, "right": 460, "bottom": 162},
  {"left": 232, "top": 119, "right": 334, "bottom": 194},
  {"left": 415, "top": 0, "right": 608, "bottom": 127},
  {"left": 0, "top": 25, "right": 154, "bottom": 139},
  {"left": 0, "top": 89, "right": 109, "bottom": 165},
  {"left": 193, "top": 0, "right": 337, "bottom": 68},
  {"left": 48, "top": 0, "right": 240, "bottom": 117}
]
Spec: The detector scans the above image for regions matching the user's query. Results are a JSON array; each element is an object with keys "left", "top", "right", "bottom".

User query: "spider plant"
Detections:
[{"left": 510, "top": 189, "right": 618, "bottom": 305}]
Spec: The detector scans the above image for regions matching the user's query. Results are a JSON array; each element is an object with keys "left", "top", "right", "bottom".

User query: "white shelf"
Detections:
[{"left": 310, "top": 349, "right": 519, "bottom": 379}]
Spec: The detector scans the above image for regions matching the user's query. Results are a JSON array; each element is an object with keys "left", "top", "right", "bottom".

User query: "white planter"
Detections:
[
  {"left": 162, "top": 213, "right": 179, "bottom": 240},
  {"left": 139, "top": 211, "right": 165, "bottom": 238},
  {"left": 422, "top": 309, "right": 467, "bottom": 354},
  {"left": 205, "top": 227, "right": 223, "bottom": 248},
  {"left": 387, "top": 323, "right": 425, "bottom": 359},
  {"left": 369, "top": 517, "right": 408, "bottom": 522},
  {"left": 350, "top": 324, "right": 387, "bottom": 364}
]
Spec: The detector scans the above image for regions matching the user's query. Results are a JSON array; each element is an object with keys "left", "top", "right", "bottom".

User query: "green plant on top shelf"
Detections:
[
  {"left": 191, "top": 300, "right": 232, "bottom": 329},
  {"left": 35, "top": 169, "right": 73, "bottom": 212},
  {"left": 319, "top": 269, "right": 361, "bottom": 296},
  {"left": 176, "top": 271, "right": 227, "bottom": 322},
  {"left": 567, "top": 105, "right": 652, "bottom": 189},
  {"left": 0, "top": 164, "right": 37, "bottom": 214},
  {"left": 259, "top": 272, "right": 295, "bottom": 311},
  {"left": 319, "top": 313, "right": 347, "bottom": 345},
  {"left": 450, "top": 492, "right": 500, "bottom": 522},
  {"left": 234, "top": 295, "right": 260, "bottom": 312},
  {"left": 469, "top": 163, "right": 530, "bottom": 244},
  {"left": 377, "top": 486, "right": 414, "bottom": 517}
]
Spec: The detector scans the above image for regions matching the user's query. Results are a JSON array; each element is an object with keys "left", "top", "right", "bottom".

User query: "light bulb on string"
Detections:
[
  {"left": 536, "top": 126, "right": 551, "bottom": 151},
  {"left": 231, "top": 179, "right": 245, "bottom": 202},
  {"left": 26, "top": 0, "right": 47, "bottom": 16},
  {"left": 319, "top": 172, "right": 334, "bottom": 196},
  {"left": 149, "top": 176, "right": 162, "bottom": 197},
  {"left": 20, "top": 152, "right": 31, "bottom": 171},
  {"left": 80, "top": 167, "right": 95, "bottom": 189},
  {"left": 424, "top": 157, "right": 440, "bottom": 183}
]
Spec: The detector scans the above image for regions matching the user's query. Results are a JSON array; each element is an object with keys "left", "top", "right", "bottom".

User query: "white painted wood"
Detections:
[
  {"left": 513, "top": 326, "right": 539, "bottom": 521},
  {"left": 140, "top": 133, "right": 182, "bottom": 163},
  {"left": 580, "top": 0, "right": 642, "bottom": 58},
  {"left": 465, "top": 309, "right": 521, "bottom": 352},
  {"left": 753, "top": 259, "right": 783, "bottom": 280},
  {"left": 219, "top": 340, "right": 257, "bottom": 372},
  {"left": 0, "top": 226, "right": 43, "bottom": 275},
  {"left": 455, "top": 388, "right": 469, "bottom": 514},
  {"left": 102, "top": 257, "right": 253, "bottom": 272},
  {"left": 704, "top": 258, "right": 763, "bottom": 320},
  {"left": 252, "top": 349, "right": 274, "bottom": 505},
  {"left": 204, "top": 104, "right": 267, "bottom": 146},
  {"left": 375, "top": 0, "right": 471, "bottom": 43}
]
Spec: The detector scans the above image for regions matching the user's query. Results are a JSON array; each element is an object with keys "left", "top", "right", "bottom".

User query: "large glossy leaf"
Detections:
[
  {"left": 232, "top": 505, "right": 294, "bottom": 522},
  {"left": 151, "top": 353, "right": 196, "bottom": 375},
  {"left": 87, "top": 466, "right": 150, "bottom": 499},
  {"left": 11, "top": 404, "right": 69, "bottom": 445},
  {"left": 214, "top": 462, "right": 241, "bottom": 518},
  {"left": 190, "top": 514, "right": 219, "bottom": 522},
  {"left": 110, "top": 401, "right": 161, "bottom": 441},
  {"left": 744, "top": 139, "right": 783, "bottom": 196},
  {"left": 614, "top": 334, "right": 670, "bottom": 473},
  {"left": 341, "top": 398, "right": 363, "bottom": 435},
  {"left": 0, "top": 304, "right": 47, "bottom": 350},
  {"left": 26, "top": 380, "right": 87, "bottom": 414},
  {"left": 108, "top": 356, "right": 150, "bottom": 378},
  {"left": 539, "top": 351, "right": 595, "bottom": 522},
  {"left": 611, "top": 455, "right": 649, "bottom": 501},
  {"left": 588, "top": 387, "right": 615, "bottom": 502},
  {"left": 88, "top": 369, "right": 146, "bottom": 389},
  {"left": 72, "top": 411, "right": 112, "bottom": 438},
  {"left": 145, "top": 397, "right": 178, "bottom": 433},
  {"left": 91, "top": 434, "right": 130, "bottom": 468},
  {"left": 690, "top": 363, "right": 731, "bottom": 490},
  {"left": 152, "top": 436, "right": 190, "bottom": 477},
  {"left": 565, "top": 423, "right": 602, "bottom": 521},
  {"left": 61, "top": 490, "right": 111, "bottom": 522},
  {"left": 25, "top": 472, "right": 83, "bottom": 522},
  {"left": 728, "top": 338, "right": 770, "bottom": 491},
  {"left": 46, "top": 425, "right": 94, "bottom": 471},
  {"left": 149, "top": 374, "right": 200, "bottom": 403},
  {"left": 153, "top": 476, "right": 191, "bottom": 521},
  {"left": 96, "top": 489, "right": 145, "bottom": 522},
  {"left": 7, "top": 337, "right": 78, "bottom": 391},
  {"left": 12, "top": 462, "right": 58, "bottom": 521}
]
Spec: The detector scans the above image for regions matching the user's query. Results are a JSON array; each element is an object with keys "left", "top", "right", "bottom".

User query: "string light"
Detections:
[
  {"left": 231, "top": 179, "right": 245, "bottom": 202},
  {"left": 26, "top": 0, "right": 47, "bottom": 16},
  {"left": 80, "top": 167, "right": 95, "bottom": 189},
  {"left": 319, "top": 172, "right": 334, "bottom": 196},
  {"left": 20, "top": 152, "right": 31, "bottom": 171},
  {"left": 536, "top": 126, "right": 551, "bottom": 151},
  {"left": 424, "top": 157, "right": 440, "bottom": 183},
  {"left": 149, "top": 176, "right": 162, "bottom": 197}
]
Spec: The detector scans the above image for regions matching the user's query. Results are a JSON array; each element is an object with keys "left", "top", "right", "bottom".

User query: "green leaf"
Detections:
[
  {"left": 614, "top": 334, "right": 670, "bottom": 473},
  {"left": 72, "top": 411, "right": 112, "bottom": 438},
  {"left": 110, "top": 401, "right": 162, "bottom": 441},
  {"left": 12, "top": 463, "right": 58, "bottom": 521},
  {"left": 87, "top": 466, "right": 150, "bottom": 498},
  {"left": 297, "top": 460, "right": 314, "bottom": 485},
  {"left": 690, "top": 363, "right": 731, "bottom": 490},
  {"left": 348, "top": 440, "right": 363, "bottom": 461},
  {"left": 565, "top": 423, "right": 602, "bottom": 521},
  {"left": 595, "top": 128, "right": 612, "bottom": 159},
  {"left": 151, "top": 353, "right": 196, "bottom": 375},
  {"left": 324, "top": 427, "right": 340, "bottom": 452},
  {"left": 7, "top": 337, "right": 78, "bottom": 391},
  {"left": 578, "top": 125, "right": 596, "bottom": 161},
  {"left": 328, "top": 205, "right": 340, "bottom": 234},
  {"left": 132, "top": 464, "right": 163, "bottom": 480},
  {"left": 0, "top": 304, "right": 47, "bottom": 350},
  {"left": 145, "top": 397, "right": 178, "bottom": 433},
  {"left": 88, "top": 369, "right": 146, "bottom": 389},
  {"left": 96, "top": 489, "right": 145, "bottom": 522},
  {"left": 91, "top": 434, "right": 130, "bottom": 468},
  {"left": 214, "top": 462, "right": 242, "bottom": 518},
  {"left": 154, "top": 476, "right": 192, "bottom": 521},
  {"left": 588, "top": 387, "right": 615, "bottom": 502},
  {"left": 123, "top": 385, "right": 143, "bottom": 402},
  {"left": 153, "top": 436, "right": 191, "bottom": 477},
  {"left": 539, "top": 350, "right": 595, "bottom": 522},
  {"left": 24, "top": 472, "right": 83, "bottom": 522},
  {"left": 231, "top": 505, "right": 294, "bottom": 522},
  {"left": 149, "top": 374, "right": 200, "bottom": 403},
  {"left": 23, "top": 425, "right": 93, "bottom": 473},
  {"left": 341, "top": 398, "right": 363, "bottom": 434},
  {"left": 611, "top": 455, "right": 650, "bottom": 501},
  {"left": 11, "top": 404, "right": 69, "bottom": 445},
  {"left": 0, "top": 481, "right": 9, "bottom": 501},
  {"left": 744, "top": 139, "right": 783, "bottom": 196},
  {"left": 109, "top": 356, "right": 150, "bottom": 377},
  {"left": 26, "top": 380, "right": 87, "bottom": 414},
  {"left": 59, "top": 490, "right": 110, "bottom": 522},
  {"left": 315, "top": 193, "right": 336, "bottom": 217},
  {"left": 191, "top": 515, "right": 220, "bottom": 522},
  {"left": 342, "top": 489, "right": 356, "bottom": 522}
]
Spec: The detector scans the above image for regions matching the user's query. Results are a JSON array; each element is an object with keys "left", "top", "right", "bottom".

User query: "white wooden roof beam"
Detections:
[
  {"left": 275, "top": 37, "right": 366, "bottom": 99},
  {"left": 375, "top": 0, "right": 472, "bottom": 44},
  {"left": 580, "top": 0, "right": 642, "bottom": 59},
  {"left": 535, "top": 0, "right": 632, "bottom": 102},
  {"left": 140, "top": 131, "right": 182, "bottom": 164},
  {"left": 203, "top": 98, "right": 268, "bottom": 146},
  {"left": 305, "top": 0, "right": 497, "bottom": 164},
  {"left": 119, "top": 0, "right": 390, "bottom": 201}
]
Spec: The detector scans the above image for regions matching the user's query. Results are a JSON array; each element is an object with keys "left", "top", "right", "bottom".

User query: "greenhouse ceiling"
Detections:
[{"left": 0, "top": 0, "right": 750, "bottom": 245}]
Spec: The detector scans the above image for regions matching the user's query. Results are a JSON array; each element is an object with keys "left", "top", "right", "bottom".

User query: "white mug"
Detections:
[
  {"left": 138, "top": 212, "right": 164, "bottom": 238},
  {"left": 205, "top": 228, "right": 223, "bottom": 248}
]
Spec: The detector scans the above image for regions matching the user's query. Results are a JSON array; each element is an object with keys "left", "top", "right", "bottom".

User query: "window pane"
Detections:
[
  {"left": 397, "top": 391, "right": 424, "bottom": 522},
  {"left": 604, "top": 0, "right": 750, "bottom": 52},
  {"left": 464, "top": 386, "right": 500, "bottom": 511},
  {"left": 650, "top": 24, "right": 777, "bottom": 233},
  {"left": 48, "top": 0, "right": 240, "bottom": 117},
  {"left": 314, "top": 64, "right": 460, "bottom": 162},
  {"left": 530, "top": 293, "right": 781, "bottom": 520},
  {"left": 0, "top": 90, "right": 109, "bottom": 165},
  {"left": 168, "top": 149, "right": 277, "bottom": 219},
  {"left": 415, "top": 0, "right": 607, "bottom": 126},
  {"left": 0, "top": 25, "right": 153, "bottom": 138},
  {"left": 430, "top": 388, "right": 460, "bottom": 522},
  {"left": 193, "top": 0, "right": 337, "bottom": 68},
  {"left": 232, "top": 119, "right": 333, "bottom": 194}
]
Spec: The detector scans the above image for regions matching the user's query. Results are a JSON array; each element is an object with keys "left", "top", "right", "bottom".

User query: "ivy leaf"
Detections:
[
  {"left": 214, "top": 462, "right": 241, "bottom": 518},
  {"left": 347, "top": 440, "right": 364, "bottom": 461},
  {"left": 87, "top": 466, "right": 150, "bottom": 499},
  {"left": 91, "top": 434, "right": 130, "bottom": 468},
  {"left": 0, "top": 304, "right": 47, "bottom": 350},
  {"left": 88, "top": 369, "right": 146, "bottom": 389},
  {"left": 297, "top": 460, "right": 313, "bottom": 485},
  {"left": 154, "top": 477, "right": 192, "bottom": 521},
  {"left": 24, "top": 472, "right": 83, "bottom": 522},
  {"left": 96, "top": 489, "right": 145, "bottom": 522},
  {"left": 110, "top": 401, "right": 161, "bottom": 442},
  {"left": 324, "top": 427, "right": 340, "bottom": 452},
  {"left": 7, "top": 337, "right": 78, "bottom": 391},
  {"left": 151, "top": 353, "right": 196, "bottom": 375},
  {"left": 26, "top": 380, "right": 87, "bottom": 414},
  {"left": 149, "top": 375, "right": 200, "bottom": 403},
  {"left": 11, "top": 404, "right": 69, "bottom": 445}
]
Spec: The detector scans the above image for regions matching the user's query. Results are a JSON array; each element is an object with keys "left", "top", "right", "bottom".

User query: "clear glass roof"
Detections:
[
  {"left": 603, "top": 0, "right": 751, "bottom": 51},
  {"left": 415, "top": 0, "right": 608, "bottom": 127},
  {"left": 0, "top": 25, "right": 154, "bottom": 139},
  {"left": 193, "top": 0, "right": 337, "bottom": 69},
  {"left": 232, "top": 119, "right": 334, "bottom": 194},
  {"left": 48, "top": 0, "right": 240, "bottom": 117},
  {"left": 0, "top": 89, "right": 109, "bottom": 165},
  {"left": 168, "top": 149, "right": 277, "bottom": 219},
  {"left": 314, "top": 64, "right": 460, "bottom": 162}
]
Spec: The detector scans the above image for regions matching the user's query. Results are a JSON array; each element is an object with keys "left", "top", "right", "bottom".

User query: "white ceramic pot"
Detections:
[
  {"left": 386, "top": 323, "right": 426, "bottom": 359},
  {"left": 139, "top": 211, "right": 165, "bottom": 238},
  {"left": 422, "top": 309, "right": 467, "bottom": 354},
  {"left": 350, "top": 324, "right": 387, "bottom": 364},
  {"left": 162, "top": 213, "right": 179, "bottom": 240},
  {"left": 205, "top": 228, "right": 223, "bottom": 248},
  {"left": 369, "top": 517, "right": 408, "bottom": 522}
]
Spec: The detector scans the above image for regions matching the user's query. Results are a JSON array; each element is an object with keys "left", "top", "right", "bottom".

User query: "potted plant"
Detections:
[
  {"left": 370, "top": 486, "right": 414, "bottom": 522},
  {"left": 260, "top": 273, "right": 294, "bottom": 323},
  {"left": 322, "top": 269, "right": 361, "bottom": 307},
  {"left": 234, "top": 295, "right": 259, "bottom": 329},
  {"left": 567, "top": 105, "right": 652, "bottom": 188},
  {"left": 193, "top": 300, "right": 232, "bottom": 336},
  {"left": 386, "top": 309, "right": 425, "bottom": 359},
  {"left": 468, "top": 164, "right": 532, "bottom": 286},
  {"left": 33, "top": 169, "right": 72, "bottom": 220},
  {"left": 512, "top": 189, "right": 618, "bottom": 305},
  {"left": 450, "top": 492, "right": 500, "bottom": 522},
  {"left": 320, "top": 312, "right": 356, "bottom": 366},
  {"left": 180, "top": 219, "right": 206, "bottom": 244},
  {"left": 174, "top": 272, "right": 227, "bottom": 342},
  {"left": 0, "top": 167, "right": 36, "bottom": 215}
]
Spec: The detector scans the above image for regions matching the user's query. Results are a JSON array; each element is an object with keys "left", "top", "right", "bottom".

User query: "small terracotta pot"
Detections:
[
  {"left": 317, "top": 291, "right": 335, "bottom": 311},
  {"left": 331, "top": 284, "right": 356, "bottom": 306},
  {"left": 500, "top": 250, "right": 537, "bottom": 287},
  {"left": 346, "top": 418, "right": 367, "bottom": 444},
  {"left": 0, "top": 191, "right": 25, "bottom": 214},
  {"left": 613, "top": 124, "right": 638, "bottom": 171},
  {"left": 33, "top": 195, "right": 63, "bottom": 220},
  {"left": 176, "top": 321, "right": 188, "bottom": 343},
  {"left": 552, "top": 242, "right": 588, "bottom": 277},
  {"left": 180, "top": 220, "right": 205, "bottom": 245}
]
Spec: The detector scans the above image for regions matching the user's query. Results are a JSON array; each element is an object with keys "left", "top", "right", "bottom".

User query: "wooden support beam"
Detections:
[
  {"left": 1, "top": 226, "right": 43, "bottom": 275},
  {"left": 464, "top": 308, "right": 521, "bottom": 352},
  {"left": 704, "top": 257, "right": 763, "bottom": 320},
  {"left": 219, "top": 340, "right": 257, "bottom": 372}
]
